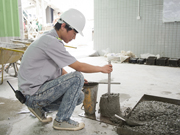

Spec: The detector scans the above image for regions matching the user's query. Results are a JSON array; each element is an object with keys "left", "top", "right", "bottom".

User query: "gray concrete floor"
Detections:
[{"left": 0, "top": 44, "right": 180, "bottom": 135}]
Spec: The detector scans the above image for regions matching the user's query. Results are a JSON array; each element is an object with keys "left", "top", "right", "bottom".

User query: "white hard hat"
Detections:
[{"left": 59, "top": 8, "right": 86, "bottom": 36}]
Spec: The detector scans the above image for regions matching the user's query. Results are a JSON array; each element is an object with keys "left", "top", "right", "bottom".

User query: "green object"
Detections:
[
  {"left": 57, "top": 37, "right": 62, "bottom": 41},
  {"left": 0, "top": 0, "right": 20, "bottom": 37},
  {"left": 38, "top": 24, "right": 42, "bottom": 31}
]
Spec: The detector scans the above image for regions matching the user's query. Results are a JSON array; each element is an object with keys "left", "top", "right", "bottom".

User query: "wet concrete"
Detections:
[
  {"left": 0, "top": 98, "right": 22, "bottom": 121},
  {"left": 0, "top": 97, "right": 25, "bottom": 135},
  {"left": 121, "top": 100, "right": 180, "bottom": 135},
  {"left": 99, "top": 93, "right": 121, "bottom": 118}
]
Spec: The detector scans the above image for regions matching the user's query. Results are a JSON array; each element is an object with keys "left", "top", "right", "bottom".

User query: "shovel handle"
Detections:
[{"left": 114, "top": 114, "right": 126, "bottom": 122}]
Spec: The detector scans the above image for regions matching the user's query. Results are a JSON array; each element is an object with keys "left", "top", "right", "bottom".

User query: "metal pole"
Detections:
[
  {"left": 88, "top": 82, "right": 120, "bottom": 84},
  {"left": 108, "top": 61, "right": 111, "bottom": 94}
]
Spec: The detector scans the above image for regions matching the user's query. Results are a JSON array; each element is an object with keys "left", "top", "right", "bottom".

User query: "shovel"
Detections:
[{"left": 115, "top": 114, "right": 145, "bottom": 126}]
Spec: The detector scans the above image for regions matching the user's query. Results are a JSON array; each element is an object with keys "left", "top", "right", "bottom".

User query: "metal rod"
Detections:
[
  {"left": 88, "top": 82, "right": 120, "bottom": 84},
  {"left": 108, "top": 61, "right": 111, "bottom": 95}
]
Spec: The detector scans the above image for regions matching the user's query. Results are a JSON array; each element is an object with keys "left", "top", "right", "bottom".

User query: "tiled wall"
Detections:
[{"left": 94, "top": 0, "right": 180, "bottom": 58}]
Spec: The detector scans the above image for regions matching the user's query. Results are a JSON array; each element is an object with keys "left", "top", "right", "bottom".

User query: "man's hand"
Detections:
[
  {"left": 84, "top": 79, "right": 88, "bottom": 84},
  {"left": 101, "top": 64, "right": 113, "bottom": 73}
]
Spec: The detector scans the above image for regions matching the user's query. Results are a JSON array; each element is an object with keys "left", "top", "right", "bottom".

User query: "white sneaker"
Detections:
[{"left": 53, "top": 119, "right": 85, "bottom": 131}]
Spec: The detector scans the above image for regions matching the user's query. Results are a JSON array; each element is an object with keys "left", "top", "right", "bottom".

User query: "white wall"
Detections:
[{"left": 94, "top": 0, "right": 180, "bottom": 58}]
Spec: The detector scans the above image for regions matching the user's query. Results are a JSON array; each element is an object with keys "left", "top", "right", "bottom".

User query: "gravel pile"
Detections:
[{"left": 123, "top": 101, "right": 180, "bottom": 135}]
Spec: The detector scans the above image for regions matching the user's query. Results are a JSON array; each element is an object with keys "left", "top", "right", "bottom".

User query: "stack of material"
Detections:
[{"left": 106, "top": 51, "right": 135, "bottom": 63}]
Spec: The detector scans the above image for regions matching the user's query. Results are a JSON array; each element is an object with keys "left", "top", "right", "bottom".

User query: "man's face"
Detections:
[{"left": 63, "top": 29, "right": 77, "bottom": 43}]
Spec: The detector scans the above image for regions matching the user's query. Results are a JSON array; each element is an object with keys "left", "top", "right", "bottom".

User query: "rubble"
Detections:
[{"left": 122, "top": 101, "right": 180, "bottom": 135}]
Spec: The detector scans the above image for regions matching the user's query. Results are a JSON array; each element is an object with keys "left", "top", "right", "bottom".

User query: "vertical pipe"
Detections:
[
  {"left": 138, "top": 0, "right": 140, "bottom": 17},
  {"left": 18, "top": 0, "right": 24, "bottom": 39}
]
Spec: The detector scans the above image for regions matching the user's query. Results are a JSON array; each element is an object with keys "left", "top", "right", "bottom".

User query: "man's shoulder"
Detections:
[{"left": 38, "top": 33, "right": 56, "bottom": 42}]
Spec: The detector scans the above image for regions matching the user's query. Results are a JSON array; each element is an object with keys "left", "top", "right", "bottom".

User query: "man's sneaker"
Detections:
[
  {"left": 28, "top": 107, "right": 52, "bottom": 123},
  {"left": 53, "top": 119, "right": 85, "bottom": 131}
]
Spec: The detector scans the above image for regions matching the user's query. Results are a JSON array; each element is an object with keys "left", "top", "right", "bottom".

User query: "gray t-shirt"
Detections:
[{"left": 18, "top": 29, "right": 77, "bottom": 96}]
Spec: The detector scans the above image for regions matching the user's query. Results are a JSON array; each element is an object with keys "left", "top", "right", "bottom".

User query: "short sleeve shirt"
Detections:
[{"left": 18, "top": 29, "right": 77, "bottom": 96}]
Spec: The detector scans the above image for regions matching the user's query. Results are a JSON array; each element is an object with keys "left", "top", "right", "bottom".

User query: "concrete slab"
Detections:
[{"left": 0, "top": 45, "right": 180, "bottom": 135}]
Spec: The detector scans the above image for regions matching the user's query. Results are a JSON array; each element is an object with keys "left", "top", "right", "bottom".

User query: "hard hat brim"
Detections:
[{"left": 79, "top": 31, "right": 83, "bottom": 36}]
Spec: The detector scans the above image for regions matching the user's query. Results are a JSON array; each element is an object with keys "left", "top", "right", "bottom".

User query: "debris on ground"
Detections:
[{"left": 120, "top": 101, "right": 180, "bottom": 135}]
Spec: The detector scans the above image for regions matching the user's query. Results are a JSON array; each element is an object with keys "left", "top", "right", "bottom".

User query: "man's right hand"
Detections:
[{"left": 101, "top": 64, "right": 113, "bottom": 73}]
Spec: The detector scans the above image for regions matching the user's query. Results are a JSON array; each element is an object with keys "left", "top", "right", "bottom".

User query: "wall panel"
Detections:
[
  {"left": 0, "top": 0, "right": 22, "bottom": 42},
  {"left": 94, "top": 0, "right": 180, "bottom": 58}
]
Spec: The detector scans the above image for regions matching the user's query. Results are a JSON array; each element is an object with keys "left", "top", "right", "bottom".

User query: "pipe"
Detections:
[{"left": 138, "top": 0, "right": 140, "bottom": 17}]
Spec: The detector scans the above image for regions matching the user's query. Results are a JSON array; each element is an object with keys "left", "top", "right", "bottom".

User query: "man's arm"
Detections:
[{"left": 69, "top": 61, "right": 112, "bottom": 74}]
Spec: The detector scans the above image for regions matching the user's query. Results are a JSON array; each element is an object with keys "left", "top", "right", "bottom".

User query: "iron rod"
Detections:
[{"left": 108, "top": 61, "right": 111, "bottom": 94}]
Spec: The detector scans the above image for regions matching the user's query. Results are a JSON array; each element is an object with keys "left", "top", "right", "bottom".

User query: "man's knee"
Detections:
[{"left": 73, "top": 71, "right": 84, "bottom": 84}]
